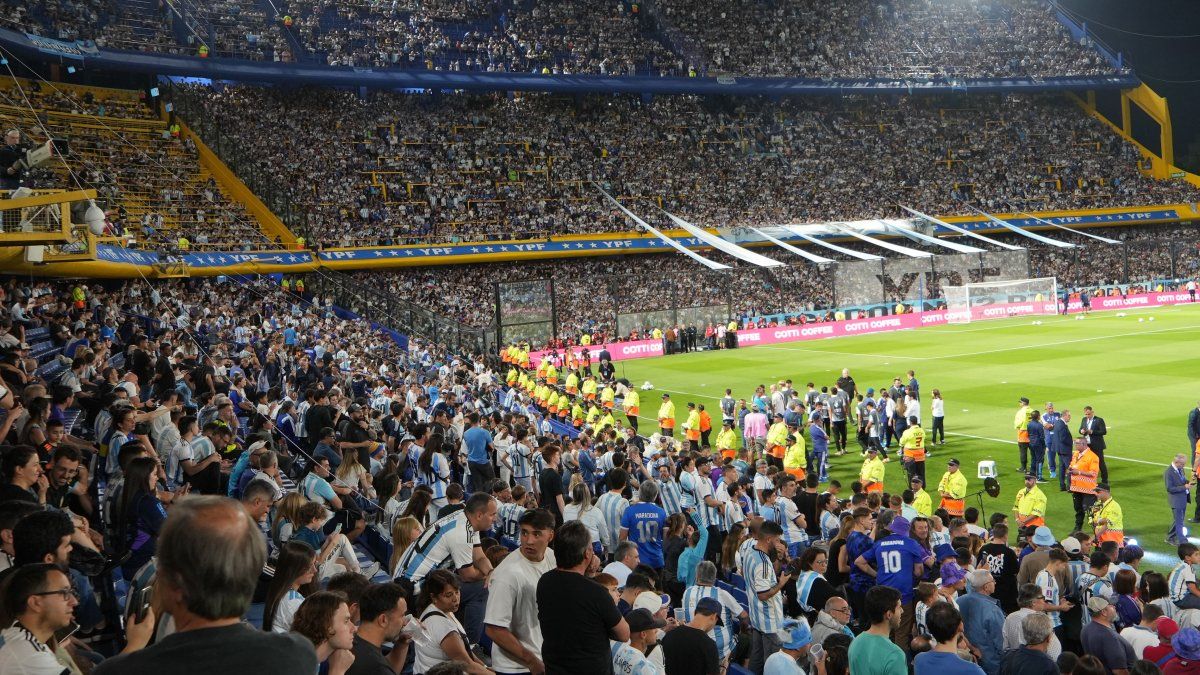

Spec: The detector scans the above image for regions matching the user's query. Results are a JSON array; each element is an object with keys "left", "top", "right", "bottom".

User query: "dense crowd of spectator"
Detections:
[
  {"left": 0, "top": 270, "right": 1197, "bottom": 675},
  {"left": 343, "top": 222, "right": 1198, "bottom": 348},
  {"left": 0, "top": 0, "right": 1124, "bottom": 79},
  {"left": 0, "top": 79, "right": 268, "bottom": 250},
  {"left": 170, "top": 84, "right": 1199, "bottom": 250},
  {"left": 656, "top": 0, "right": 1118, "bottom": 79}
]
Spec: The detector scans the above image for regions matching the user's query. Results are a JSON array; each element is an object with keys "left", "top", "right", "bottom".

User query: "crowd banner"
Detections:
[
  {"left": 662, "top": 211, "right": 784, "bottom": 267},
  {"left": 901, "top": 206, "right": 1025, "bottom": 251},
  {"left": 967, "top": 205, "right": 1074, "bottom": 248},
  {"left": 525, "top": 291, "right": 1196, "bottom": 367},
  {"left": 831, "top": 223, "right": 932, "bottom": 257},
  {"left": 1011, "top": 210, "right": 1123, "bottom": 244},
  {"left": 782, "top": 226, "right": 884, "bottom": 260},
  {"left": 596, "top": 186, "right": 731, "bottom": 270},
  {"left": 746, "top": 227, "right": 835, "bottom": 263},
  {"left": 882, "top": 220, "right": 986, "bottom": 253}
]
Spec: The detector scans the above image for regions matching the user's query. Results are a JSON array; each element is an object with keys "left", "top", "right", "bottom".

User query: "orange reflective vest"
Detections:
[{"left": 1069, "top": 449, "right": 1099, "bottom": 494}]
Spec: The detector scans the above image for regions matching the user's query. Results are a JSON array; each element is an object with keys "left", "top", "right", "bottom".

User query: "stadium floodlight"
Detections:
[{"left": 943, "top": 277, "right": 1058, "bottom": 325}]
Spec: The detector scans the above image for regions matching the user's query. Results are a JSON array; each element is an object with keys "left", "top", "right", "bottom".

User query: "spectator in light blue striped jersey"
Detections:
[
  {"left": 744, "top": 519, "right": 792, "bottom": 673},
  {"left": 681, "top": 560, "right": 747, "bottom": 662}
]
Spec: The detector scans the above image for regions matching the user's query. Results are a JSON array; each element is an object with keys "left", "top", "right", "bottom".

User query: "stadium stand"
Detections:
[{"left": 170, "top": 85, "right": 1198, "bottom": 248}]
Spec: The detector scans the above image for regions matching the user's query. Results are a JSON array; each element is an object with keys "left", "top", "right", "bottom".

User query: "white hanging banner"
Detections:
[
  {"left": 779, "top": 225, "right": 884, "bottom": 260},
  {"left": 901, "top": 205, "right": 1025, "bottom": 251},
  {"left": 1010, "top": 210, "right": 1122, "bottom": 244},
  {"left": 596, "top": 187, "right": 731, "bottom": 270},
  {"left": 881, "top": 220, "right": 986, "bottom": 253},
  {"left": 746, "top": 226, "right": 835, "bottom": 264},
  {"left": 830, "top": 223, "right": 932, "bottom": 258},
  {"left": 965, "top": 205, "right": 1074, "bottom": 248},
  {"left": 661, "top": 211, "right": 784, "bottom": 267}
]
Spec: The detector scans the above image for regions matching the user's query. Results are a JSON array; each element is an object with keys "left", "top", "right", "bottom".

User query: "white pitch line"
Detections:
[
  {"left": 945, "top": 431, "right": 1166, "bottom": 467},
  {"left": 935, "top": 323, "right": 1200, "bottom": 359},
  {"left": 752, "top": 346, "right": 929, "bottom": 360}
]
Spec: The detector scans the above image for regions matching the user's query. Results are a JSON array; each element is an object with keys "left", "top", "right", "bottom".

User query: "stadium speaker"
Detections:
[{"left": 983, "top": 477, "right": 1001, "bottom": 498}]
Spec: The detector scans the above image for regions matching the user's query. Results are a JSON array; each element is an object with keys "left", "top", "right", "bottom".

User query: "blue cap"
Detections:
[
  {"left": 779, "top": 619, "right": 813, "bottom": 650},
  {"left": 867, "top": 388, "right": 875, "bottom": 394},
  {"left": 694, "top": 597, "right": 725, "bottom": 625}
]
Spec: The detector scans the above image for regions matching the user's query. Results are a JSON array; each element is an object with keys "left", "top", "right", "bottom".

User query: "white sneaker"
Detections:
[{"left": 360, "top": 561, "right": 382, "bottom": 579}]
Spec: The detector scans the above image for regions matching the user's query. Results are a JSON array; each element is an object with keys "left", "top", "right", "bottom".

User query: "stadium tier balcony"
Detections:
[
  {"left": 169, "top": 84, "right": 1199, "bottom": 248},
  {"left": 0, "top": 79, "right": 278, "bottom": 250}
]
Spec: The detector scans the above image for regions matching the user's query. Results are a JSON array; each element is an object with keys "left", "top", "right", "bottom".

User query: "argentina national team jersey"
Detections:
[
  {"left": 508, "top": 443, "right": 532, "bottom": 479},
  {"left": 496, "top": 502, "right": 527, "bottom": 549},
  {"left": 657, "top": 479, "right": 683, "bottom": 515},
  {"left": 595, "top": 491, "right": 629, "bottom": 553},
  {"left": 610, "top": 639, "right": 659, "bottom": 675},
  {"left": 1075, "top": 572, "right": 1112, "bottom": 623},
  {"left": 794, "top": 570, "right": 822, "bottom": 613},
  {"left": 679, "top": 471, "right": 700, "bottom": 511},
  {"left": 1170, "top": 561, "right": 1197, "bottom": 602},
  {"left": 743, "top": 547, "right": 784, "bottom": 632},
  {"left": 1065, "top": 559, "right": 1088, "bottom": 592},
  {"left": 417, "top": 451, "right": 451, "bottom": 500},
  {"left": 395, "top": 510, "right": 478, "bottom": 587},
  {"left": 681, "top": 584, "right": 742, "bottom": 659},
  {"left": 1036, "top": 569, "right": 1062, "bottom": 628}
]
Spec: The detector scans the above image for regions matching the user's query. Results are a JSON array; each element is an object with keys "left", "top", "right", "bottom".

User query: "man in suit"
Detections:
[
  {"left": 1052, "top": 410, "right": 1074, "bottom": 492},
  {"left": 1166, "top": 453, "right": 1194, "bottom": 545},
  {"left": 1079, "top": 406, "right": 1108, "bottom": 484},
  {"left": 1188, "top": 401, "right": 1200, "bottom": 467}
]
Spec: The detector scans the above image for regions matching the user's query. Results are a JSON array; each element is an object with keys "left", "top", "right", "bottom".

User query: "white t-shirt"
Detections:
[
  {"left": 602, "top": 561, "right": 633, "bottom": 588},
  {"left": 415, "top": 606, "right": 471, "bottom": 673},
  {"left": 0, "top": 624, "right": 71, "bottom": 675},
  {"left": 271, "top": 589, "right": 304, "bottom": 633},
  {"left": 483, "top": 549, "right": 557, "bottom": 673},
  {"left": 165, "top": 437, "right": 196, "bottom": 489},
  {"left": 1120, "top": 625, "right": 1159, "bottom": 659}
]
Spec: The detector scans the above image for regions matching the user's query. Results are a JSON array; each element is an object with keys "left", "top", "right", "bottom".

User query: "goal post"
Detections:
[{"left": 944, "top": 277, "right": 1059, "bottom": 324}]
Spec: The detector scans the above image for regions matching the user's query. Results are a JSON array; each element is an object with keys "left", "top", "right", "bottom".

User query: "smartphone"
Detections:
[
  {"left": 128, "top": 586, "right": 152, "bottom": 624},
  {"left": 332, "top": 523, "right": 343, "bottom": 536},
  {"left": 809, "top": 643, "right": 824, "bottom": 662},
  {"left": 54, "top": 621, "right": 79, "bottom": 644}
]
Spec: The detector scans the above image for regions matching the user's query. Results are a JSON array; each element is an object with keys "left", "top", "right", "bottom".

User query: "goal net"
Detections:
[{"left": 943, "top": 277, "right": 1058, "bottom": 324}]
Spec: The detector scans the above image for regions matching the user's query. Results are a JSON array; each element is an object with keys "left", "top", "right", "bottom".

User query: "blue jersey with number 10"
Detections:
[
  {"left": 621, "top": 502, "right": 667, "bottom": 568},
  {"left": 862, "top": 534, "right": 930, "bottom": 604}
]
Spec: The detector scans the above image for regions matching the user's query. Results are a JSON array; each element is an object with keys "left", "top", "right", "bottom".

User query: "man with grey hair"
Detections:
[
  {"left": 620, "top": 479, "right": 667, "bottom": 575},
  {"left": 681, "top": 560, "right": 746, "bottom": 662},
  {"left": 956, "top": 569, "right": 1005, "bottom": 675},
  {"left": 811, "top": 595, "right": 855, "bottom": 646},
  {"left": 601, "top": 540, "right": 640, "bottom": 587},
  {"left": 1002, "top": 583, "right": 1062, "bottom": 659},
  {"left": 1000, "top": 612, "right": 1058, "bottom": 675},
  {"left": 95, "top": 496, "right": 317, "bottom": 674}
]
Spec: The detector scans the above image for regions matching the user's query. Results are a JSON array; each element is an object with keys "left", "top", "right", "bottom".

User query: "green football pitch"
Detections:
[{"left": 613, "top": 303, "right": 1200, "bottom": 569}]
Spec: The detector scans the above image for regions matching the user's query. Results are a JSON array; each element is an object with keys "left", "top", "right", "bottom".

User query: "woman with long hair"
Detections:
[
  {"left": 263, "top": 540, "right": 318, "bottom": 632},
  {"left": 817, "top": 492, "right": 840, "bottom": 543},
  {"left": 826, "top": 512, "right": 855, "bottom": 589},
  {"left": 290, "top": 590, "right": 356, "bottom": 675},
  {"left": 335, "top": 448, "right": 375, "bottom": 502},
  {"left": 413, "top": 569, "right": 490, "bottom": 675},
  {"left": 416, "top": 434, "right": 450, "bottom": 508},
  {"left": 400, "top": 487, "right": 435, "bottom": 530},
  {"left": 389, "top": 516, "right": 423, "bottom": 578},
  {"left": 930, "top": 389, "right": 945, "bottom": 445},
  {"left": 662, "top": 512, "right": 689, "bottom": 585},
  {"left": 375, "top": 472, "right": 402, "bottom": 529},
  {"left": 115, "top": 456, "right": 167, "bottom": 580},
  {"left": 794, "top": 546, "right": 837, "bottom": 623},
  {"left": 719, "top": 523, "right": 747, "bottom": 580},
  {"left": 561, "top": 482, "right": 608, "bottom": 555},
  {"left": 17, "top": 397, "right": 50, "bottom": 448},
  {"left": 272, "top": 492, "right": 308, "bottom": 546}
]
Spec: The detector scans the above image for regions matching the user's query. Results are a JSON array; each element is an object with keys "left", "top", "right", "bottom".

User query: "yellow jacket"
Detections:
[
  {"left": 912, "top": 488, "right": 932, "bottom": 516},
  {"left": 571, "top": 403, "right": 585, "bottom": 421},
  {"left": 766, "top": 422, "right": 790, "bottom": 448},
  {"left": 716, "top": 427, "right": 738, "bottom": 451},
  {"left": 565, "top": 372, "right": 579, "bottom": 391},
  {"left": 784, "top": 439, "right": 806, "bottom": 470},
  {"left": 1013, "top": 486, "right": 1047, "bottom": 520},
  {"left": 685, "top": 410, "right": 701, "bottom": 431},
  {"left": 938, "top": 470, "right": 968, "bottom": 499},
  {"left": 860, "top": 456, "right": 885, "bottom": 484},
  {"left": 582, "top": 378, "right": 598, "bottom": 397},
  {"left": 658, "top": 400, "right": 676, "bottom": 422},
  {"left": 1091, "top": 497, "right": 1124, "bottom": 531},
  {"left": 1014, "top": 405, "right": 1031, "bottom": 431},
  {"left": 601, "top": 387, "right": 615, "bottom": 406},
  {"left": 623, "top": 390, "right": 640, "bottom": 412},
  {"left": 586, "top": 407, "right": 601, "bottom": 424}
]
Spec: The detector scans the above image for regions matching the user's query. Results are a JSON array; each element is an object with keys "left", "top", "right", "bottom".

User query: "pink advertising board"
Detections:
[{"left": 526, "top": 291, "right": 1192, "bottom": 366}]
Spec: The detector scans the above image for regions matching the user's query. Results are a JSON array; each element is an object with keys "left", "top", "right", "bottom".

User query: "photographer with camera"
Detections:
[{"left": 0, "top": 129, "right": 28, "bottom": 192}]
